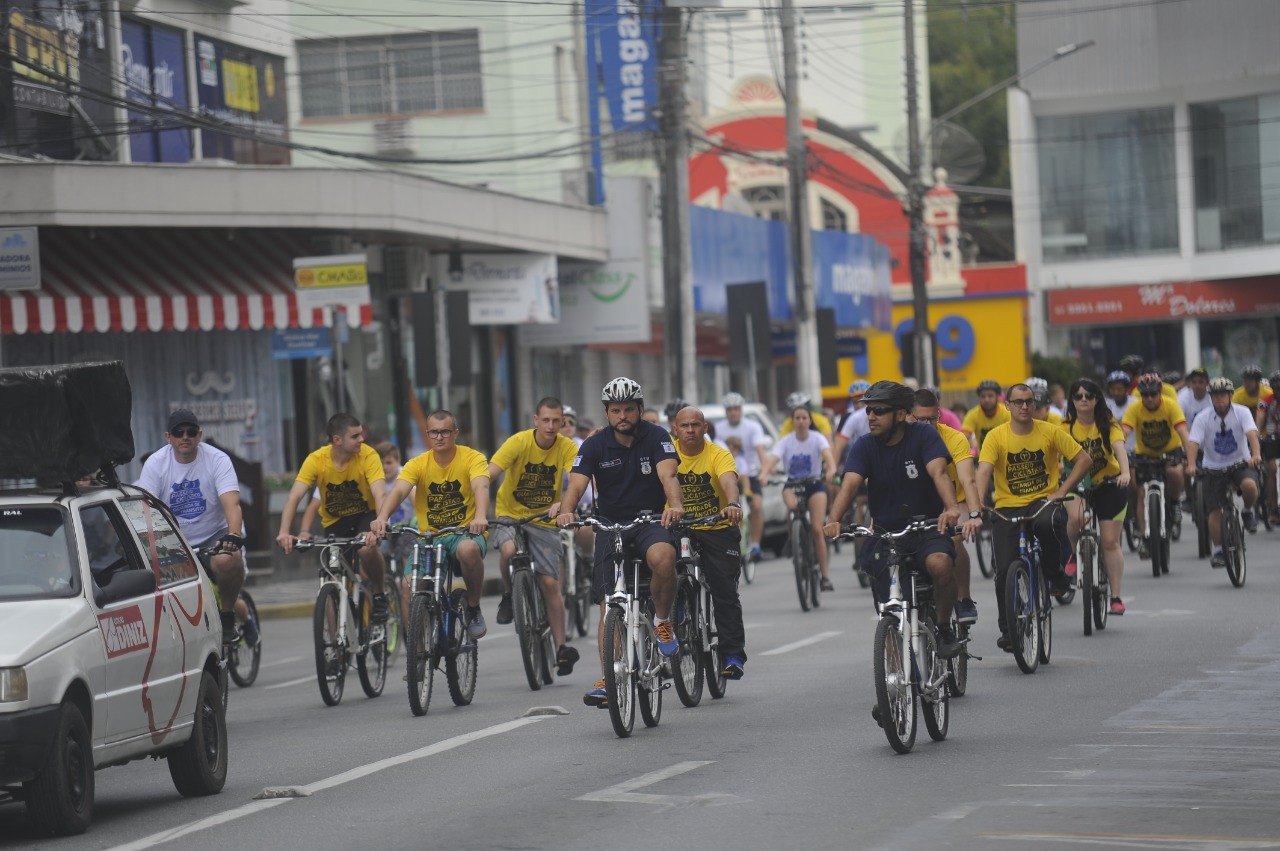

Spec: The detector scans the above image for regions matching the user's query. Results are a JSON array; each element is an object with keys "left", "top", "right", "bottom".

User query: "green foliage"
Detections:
[
  {"left": 927, "top": 1, "right": 1016, "bottom": 188},
  {"left": 1031, "top": 352, "right": 1085, "bottom": 393}
]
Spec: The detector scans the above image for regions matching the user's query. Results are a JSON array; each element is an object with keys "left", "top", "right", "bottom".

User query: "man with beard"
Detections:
[
  {"left": 1178, "top": 367, "right": 1213, "bottom": 428},
  {"left": 557, "top": 377, "right": 684, "bottom": 708},
  {"left": 1186, "top": 378, "right": 1262, "bottom": 567},
  {"left": 824, "top": 381, "right": 973, "bottom": 660},
  {"left": 962, "top": 379, "right": 1010, "bottom": 454}
]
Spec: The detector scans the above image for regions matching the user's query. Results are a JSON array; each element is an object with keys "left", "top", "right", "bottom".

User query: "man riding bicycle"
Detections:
[
  {"left": 1186, "top": 378, "right": 1263, "bottom": 567},
  {"left": 962, "top": 379, "right": 1010, "bottom": 454},
  {"left": 1258, "top": 371, "right": 1280, "bottom": 527},
  {"left": 975, "top": 383, "right": 1091, "bottom": 654},
  {"left": 1121, "top": 373, "right": 1191, "bottom": 554},
  {"left": 1233, "top": 364, "right": 1274, "bottom": 410},
  {"left": 671, "top": 406, "right": 748, "bottom": 680},
  {"left": 714, "top": 392, "right": 769, "bottom": 561},
  {"left": 1178, "top": 367, "right": 1213, "bottom": 429},
  {"left": 556, "top": 377, "right": 684, "bottom": 708},
  {"left": 824, "top": 381, "right": 975, "bottom": 659}
]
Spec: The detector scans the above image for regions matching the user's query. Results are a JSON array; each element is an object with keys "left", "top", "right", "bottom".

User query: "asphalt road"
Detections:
[{"left": 6, "top": 529, "right": 1280, "bottom": 851}]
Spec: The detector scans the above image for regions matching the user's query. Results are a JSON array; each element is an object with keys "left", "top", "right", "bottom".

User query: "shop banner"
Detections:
[
  {"left": 811, "top": 229, "right": 893, "bottom": 331},
  {"left": 195, "top": 36, "right": 288, "bottom": 164},
  {"left": 690, "top": 205, "right": 790, "bottom": 319},
  {"left": 519, "top": 259, "right": 650, "bottom": 346},
  {"left": 1047, "top": 277, "right": 1280, "bottom": 325},
  {"left": 587, "top": 0, "right": 661, "bottom": 133},
  {"left": 121, "top": 18, "right": 190, "bottom": 164},
  {"left": 441, "top": 254, "right": 560, "bottom": 325}
]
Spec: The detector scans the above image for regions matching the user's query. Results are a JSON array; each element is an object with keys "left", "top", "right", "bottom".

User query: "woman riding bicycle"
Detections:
[{"left": 762, "top": 404, "right": 836, "bottom": 591}]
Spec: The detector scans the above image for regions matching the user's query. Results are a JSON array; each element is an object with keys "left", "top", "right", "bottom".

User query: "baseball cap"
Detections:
[
  {"left": 167, "top": 409, "right": 200, "bottom": 432},
  {"left": 576, "top": 418, "right": 595, "bottom": 431}
]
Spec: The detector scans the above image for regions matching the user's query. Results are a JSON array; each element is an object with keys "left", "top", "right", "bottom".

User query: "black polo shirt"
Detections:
[{"left": 573, "top": 419, "right": 678, "bottom": 522}]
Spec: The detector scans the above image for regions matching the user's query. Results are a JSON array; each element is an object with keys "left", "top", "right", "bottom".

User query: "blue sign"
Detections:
[
  {"left": 894, "top": 315, "right": 977, "bottom": 371},
  {"left": 588, "top": 0, "right": 661, "bottom": 134},
  {"left": 811, "top": 230, "right": 893, "bottom": 331},
  {"left": 690, "top": 206, "right": 790, "bottom": 320},
  {"left": 271, "top": 328, "right": 331, "bottom": 360},
  {"left": 121, "top": 19, "right": 190, "bottom": 164}
]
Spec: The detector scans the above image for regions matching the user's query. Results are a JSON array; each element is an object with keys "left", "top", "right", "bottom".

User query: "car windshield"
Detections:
[{"left": 0, "top": 506, "right": 77, "bottom": 600}]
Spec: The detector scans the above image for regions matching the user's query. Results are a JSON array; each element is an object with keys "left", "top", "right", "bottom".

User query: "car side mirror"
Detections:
[{"left": 96, "top": 569, "right": 157, "bottom": 605}]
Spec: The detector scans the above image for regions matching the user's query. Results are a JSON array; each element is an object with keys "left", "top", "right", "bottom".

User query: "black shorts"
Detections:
[
  {"left": 748, "top": 476, "right": 763, "bottom": 496},
  {"left": 325, "top": 510, "right": 377, "bottom": 539},
  {"left": 1262, "top": 435, "right": 1280, "bottom": 461},
  {"left": 1202, "top": 467, "right": 1260, "bottom": 511},
  {"left": 1086, "top": 479, "right": 1128, "bottom": 522},
  {"left": 860, "top": 529, "right": 955, "bottom": 606},
  {"left": 592, "top": 522, "right": 676, "bottom": 604}
]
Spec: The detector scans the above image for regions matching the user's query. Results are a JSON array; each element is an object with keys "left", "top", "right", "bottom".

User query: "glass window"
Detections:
[
  {"left": 0, "top": 507, "right": 75, "bottom": 600},
  {"left": 1037, "top": 108, "right": 1178, "bottom": 261},
  {"left": 80, "top": 503, "right": 134, "bottom": 580},
  {"left": 1191, "top": 94, "right": 1280, "bottom": 251},
  {"left": 117, "top": 498, "right": 198, "bottom": 587}
]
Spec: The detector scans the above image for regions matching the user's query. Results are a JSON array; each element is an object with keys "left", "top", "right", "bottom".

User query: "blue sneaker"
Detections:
[
  {"left": 654, "top": 620, "right": 679, "bottom": 657},
  {"left": 749, "top": 544, "right": 763, "bottom": 562},
  {"left": 953, "top": 599, "right": 978, "bottom": 625},
  {"left": 583, "top": 679, "right": 608, "bottom": 708},
  {"left": 723, "top": 656, "right": 745, "bottom": 680},
  {"left": 241, "top": 614, "right": 260, "bottom": 648}
]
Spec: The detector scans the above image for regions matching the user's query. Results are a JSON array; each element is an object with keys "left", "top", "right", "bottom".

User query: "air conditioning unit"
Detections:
[{"left": 374, "top": 118, "right": 415, "bottom": 158}]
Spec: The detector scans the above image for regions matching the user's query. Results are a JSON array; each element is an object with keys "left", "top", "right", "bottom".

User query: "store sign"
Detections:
[
  {"left": 293, "top": 254, "right": 370, "bottom": 312},
  {"left": 270, "top": 328, "right": 332, "bottom": 360},
  {"left": 121, "top": 18, "right": 190, "bottom": 164},
  {"left": 442, "top": 254, "right": 559, "bottom": 325},
  {"left": 0, "top": 228, "right": 40, "bottom": 291},
  {"left": 519, "top": 260, "right": 650, "bottom": 346},
  {"left": 811, "top": 229, "right": 893, "bottom": 330},
  {"left": 1046, "top": 277, "right": 1280, "bottom": 325},
  {"left": 195, "top": 37, "right": 288, "bottom": 164},
  {"left": 587, "top": 0, "right": 660, "bottom": 132}
]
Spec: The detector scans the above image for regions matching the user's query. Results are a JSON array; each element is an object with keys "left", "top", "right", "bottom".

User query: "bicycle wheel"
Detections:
[
  {"left": 1094, "top": 554, "right": 1110, "bottom": 632},
  {"left": 1147, "top": 491, "right": 1164, "bottom": 577},
  {"left": 704, "top": 592, "right": 727, "bottom": 700},
  {"left": 919, "top": 621, "right": 948, "bottom": 743},
  {"left": 672, "top": 577, "right": 704, "bottom": 707},
  {"left": 808, "top": 532, "right": 821, "bottom": 610},
  {"left": 1194, "top": 478, "right": 1211, "bottom": 559},
  {"left": 312, "top": 584, "right": 346, "bottom": 706},
  {"left": 356, "top": 595, "right": 387, "bottom": 698},
  {"left": 639, "top": 631, "right": 663, "bottom": 729},
  {"left": 512, "top": 567, "right": 543, "bottom": 691},
  {"left": 384, "top": 575, "right": 401, "bottom": 660},
  {"left": 946, "top": 618, "right": 968, "bottom": 697},
  {"left": 405, "top": 595, "right": 436, "bottom": 716},
  {"left": 573, "top": 564, "right": 593, "bottom": 638},
  {"left": 1124, "top": 512, "right": 1139, "bottom": 553},
  {"left": 742, "top": 546, "right": 757, "bottom": 585},
  {"left": 1170, "top": 506, "right": 1182, "bottom": 542},
  {"left": 603, "top": 608, "right": 635, "bottom": 738},
  {"left": 975, "top": 526, "right": 994, "bottom": 578},
  {"left": 790, "top": 516, "right": 811, "bottom": 612},
  {"left": 1079, "top": 534, "right": 1096, "bottom": 637},
  {"left": 872, "top": 615, "right": 916, "bottom": 754},
  {"left": 1005, "top": 559, "right": 1039, "bottom": 674},
  {"left": 1224, "top": 507, "right": 1247, "bottom": 588},
  {"left": 228, "top": 590, "right": 260, "bottom": 687},
  {"left": 445, "top": 597, "right": 478, "bottom": 706},
  {"left": 1037, "top": 569, "right": 1053, "bottom": 666}
]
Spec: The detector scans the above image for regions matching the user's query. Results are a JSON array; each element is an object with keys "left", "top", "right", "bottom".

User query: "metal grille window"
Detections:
[{"left": 299, "top": 30, "right": 483, "bottom": 119}]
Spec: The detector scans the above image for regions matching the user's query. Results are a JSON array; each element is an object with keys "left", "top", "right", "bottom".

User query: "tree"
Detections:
[{"left": 927, "top": 2, "right": 1016, "bottom": 189}]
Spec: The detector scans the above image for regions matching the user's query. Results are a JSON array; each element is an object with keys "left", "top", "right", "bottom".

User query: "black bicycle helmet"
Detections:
[
  {"left": 1161, "top": 369, "right": 1183, "bottom": 385},
  {"left": 1119, "top": 354, "right": 1144, "bottom": 374},
  {"left": 1186, "top": 367, "right": 1209, "bottom": 381},
  {"left": 1136, "top": 372, "right": 1163, "bottom": 394},
  {"left": 976, "top": 379, "right": 1001, "bottom": 394},
  {"left": 861, "top": 380, "right": 916, "bottom": 411},
  {"left": 664, "top": 398, "right": 689, "bottom": 421},
  {"left": 1270, "top": 370, "right": 1280, "bottom": 388}
]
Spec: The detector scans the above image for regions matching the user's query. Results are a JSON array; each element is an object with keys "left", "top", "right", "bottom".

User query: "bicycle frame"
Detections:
[
  {"left": 1133, "top": 456, "right": 1169, "bottom": 539},
  {"left": 402, "top": 526, "right": 470, "bottom": 647},
  {"left": 316, "top": 539, "right": 375, "bottom": 657}
]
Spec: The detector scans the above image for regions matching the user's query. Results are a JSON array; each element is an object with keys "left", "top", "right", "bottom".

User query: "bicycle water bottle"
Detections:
[{"left": 680, "top": 536, "right": 693, "bottom": 560}]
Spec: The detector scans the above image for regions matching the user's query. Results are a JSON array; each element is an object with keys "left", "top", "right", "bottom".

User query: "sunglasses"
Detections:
[
  {"left": 1140, "top": 391, "right": 1160, "bottom": 398},
  {"left": 865, "top": 406, "right": 895, "bottom": 417},
  {"left": 170, "top": 426, "right": 199, "bottom": 438},
  {"left": 1007, "top": 398, "right": 1035, "bottom": 408},
  {"left": 1073, "top": 392, "right": 1096, "bottom": 401}
]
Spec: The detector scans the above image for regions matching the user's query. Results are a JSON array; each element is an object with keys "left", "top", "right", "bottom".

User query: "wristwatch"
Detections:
[
  {"left": 727, "top": 502, "right": 741, "bottom": 509},
  {"left": 968, "top": 510, "right": 982, "bottom": 519}
]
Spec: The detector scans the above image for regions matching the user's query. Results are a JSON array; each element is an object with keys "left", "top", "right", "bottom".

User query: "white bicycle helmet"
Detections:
[
  {"left": 785, "top": 391, "right": 811, "bottom": 409},
  {"left": 721, "top": 392, "right": 746, "bottom": 408},
  {"left": 601, "top": 376, "right": 643, "bottom": 405},
  {"left": 1026, "top": 376, "right": 1049, "bottom": 394}
]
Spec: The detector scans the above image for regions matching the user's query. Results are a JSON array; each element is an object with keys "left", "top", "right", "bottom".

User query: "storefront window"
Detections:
[
  {"left": 1191, "top": 94, "right": 1280, "bottom": 251},
  {"left": 1037, "top": 108, "right": 1178, "bottom": 261},
  {"left": 1197, "top": 318, "right": 1280, "bottom": 382}
]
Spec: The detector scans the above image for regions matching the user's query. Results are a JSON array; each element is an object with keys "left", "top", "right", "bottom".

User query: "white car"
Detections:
[{"left": 0, "top": 481, "right": 227, "bottom": 836}]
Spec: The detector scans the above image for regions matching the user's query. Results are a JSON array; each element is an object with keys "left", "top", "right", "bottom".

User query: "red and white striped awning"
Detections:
[{"left": 0, "top": 228, "right": 373, "bottom": 335}]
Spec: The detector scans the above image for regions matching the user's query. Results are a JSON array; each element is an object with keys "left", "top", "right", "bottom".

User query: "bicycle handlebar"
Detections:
[
  {"left": 1196, "top": 461, "right": 1249, "bottom": 477},
  {"left": 984, "top": 495, "right": 1075, "bottom": 525},
  {"left": 291, "top": 534, "right": 370, "bottom": 551},
  {"left": 389, "top": 524, "right": 470, "bottom": 541},
  {"left": 673, "top": 513, "right": 732, "bottom": 530},
  {"left": 837, "top": 517, "right": 961, "bottom": 540},
  {"left": 565, "top": 514, "right": 665, "bottom": 533}
]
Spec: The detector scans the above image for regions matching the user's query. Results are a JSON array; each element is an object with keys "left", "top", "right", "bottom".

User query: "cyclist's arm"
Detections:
[
  {"left": 954, "top": 455, "right": 983, "bottom": 538},
  {"left": 657, "top": 458, "right": 684, "bottom": 528},
  {"left": 1112, "top": 435, "right": 1132, "bottom": 487},
  {"left": 469, "top": 475, "right": 490, "bottom": 535},
  {"left": 298, "top": 493, "right": 321, "bottom": 539},
  {"left": 820, "top": 444, "right": 837, "bottom": 484},
  {"left": 486, "top": 461, "right": 505, "bottom": 483},
  {"left": 371, "top": 478, "right": 413, "bottom": 537},
  {"left": 1247, "top": 426, "right": 1262, "bottom": 467},
  {"left": 927, "top": 456, "right": 962, "bottom": 532},
  {"left": 717, "top": 470, "right": 743, "bottom": 524},
  {"left": 1054, "top": 449, "right": 1092, "bottom": 500},
  {"left": 760, "top": 452, "right": 779, "bottom": 483},
  {"left": 557, "top": 471, "right": 591, "bottom": 526},
  {"left": 276, "top": 479, "right": 313, "bottom": 553},
  {"left": 1184, "top": 438, "right": 1201, "bottom": 477},
  {"left": 218, "top": 491, "right": 244, "bottom": 550},
  {"left": 974, "top": 460, "right": 995, "bottom": 508},
  {"left": 753, "top": 441, "right": 768, "bottom": 475},
  {"left": 1174, "top": 421, "right": 1191, "bottom": 446},
  {"left": 824, "top": 470, "right": 863, "bottom": 537}
]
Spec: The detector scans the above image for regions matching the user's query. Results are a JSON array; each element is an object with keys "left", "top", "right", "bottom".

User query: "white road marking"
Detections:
[
  {"left": 103, "top": 716, "right": 552, "bottom": 851},
  {"left": 266, "top": 675, "right": 316, "bottom": 690},
  {"left": 576, "top": 761, "right": 743, "bottom": 807},
  {"left": 1037, "top": 769, "right": 1096, "bottom": 779},
  {"left": 759, "top": 631, "right": 842, "bottom": 656},
  {"left": 478, "top": 631, "right": 513, "bottom": 643},
  {"left": 260, "top": 655, "right": 303, "bottom": 669}
]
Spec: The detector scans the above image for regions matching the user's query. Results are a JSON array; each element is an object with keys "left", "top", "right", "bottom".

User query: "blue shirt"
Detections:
[
  {"left": 846, "top": 423, "right": 950, "bottom": 532},
  {"left": 572, "top": 420, "right": 678, "bottom": 522}
]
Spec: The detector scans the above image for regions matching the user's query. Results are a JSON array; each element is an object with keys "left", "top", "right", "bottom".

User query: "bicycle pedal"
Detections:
[{"left": 966, "top": 652, "right": 983, "bottom": 661}]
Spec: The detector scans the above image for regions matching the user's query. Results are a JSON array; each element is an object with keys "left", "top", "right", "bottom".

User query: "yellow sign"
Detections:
[
  {"left": 8, "top": 10, "right": 79, "bottom": 85},
  {"left": 830, "top": 296, "right": 1029, "bottom": 394},
  {"left": 222, "top": 58, "right": 260, "bottom": 113},
  {"left": 294, "top": 263, "right": 368, "bottom": 289}
]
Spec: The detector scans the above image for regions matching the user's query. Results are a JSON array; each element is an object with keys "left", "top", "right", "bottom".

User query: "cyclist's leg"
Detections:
[
  {"left": 1095, "top": 481, "right": 1128, "bottom": 600},
  {"left": 1165, "top": 460, "right": 1185, "bottom": 509},
  {"left": 990, "top": 515, "right": 1020, "bottom": 640},
  {"left": 697, "top": 527, "right": 746, "bottom": 663},
  {"left": 809, "top": 488, "right": 831, "bottom": 580},
  {"left": 451, "top": 536, "right": 487, "bottom": 608},
  {"left": 953, "top": 499, "right": 973, "bottom": 602},
  {"left": 526, "top": 525, "right": 568, "bottom": 650},
  {"left": 639, "top": 527, "right": 678, "bottom": 624},
  {"left": 748, "top": 475, "right": 764, "bottom": 552},
  {"left": 1032, "top": 499, "right": 1070, "bottom": 588},
  {"left": 1238, "top": 467, "right": 1261, "bottom": 512},
  {"left": 1131, "top": 476, "right": 1147, "bottom": 536},
  {"left": 920, "top": 537, "right": 957, "bottom": 625}
]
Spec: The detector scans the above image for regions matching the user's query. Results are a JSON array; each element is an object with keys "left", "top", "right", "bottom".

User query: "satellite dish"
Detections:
[{"left": 889, "top": 121, "right": 987, "bottom": 186}]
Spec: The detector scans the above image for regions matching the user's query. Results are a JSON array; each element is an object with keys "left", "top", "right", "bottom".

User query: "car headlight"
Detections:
[{"left": 0, "top": 668, "right": 28, "bottom": 702}]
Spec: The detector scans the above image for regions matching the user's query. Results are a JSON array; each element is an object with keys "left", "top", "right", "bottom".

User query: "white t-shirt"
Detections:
[
  {"left": 1189, "top": 403, "right": 1256, "bottom": 470},
  {"left": 769, "top": 431, "right": 830, "bottom": 481},
  {"left": 1178, "top": 386, "right": 1212, "bottom": 429},
  {"left": 136, "top": 443, "right": 241, "bottom": 546},
  {"left": 1108, "top": 395, "right": 1137, "bottom": 452},
  {"left": 715, "top": 416, "right": 767, "bottom": 476},
  {"left": 838, "top": 407, "right": 870, "bottom": 443}
]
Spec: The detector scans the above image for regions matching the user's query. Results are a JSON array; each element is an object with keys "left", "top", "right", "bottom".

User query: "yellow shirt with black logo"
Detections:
[
  {"left": 1121, "top": 397, "right": 1186, "bottom": 456},
  {"left": 979, "top": 421, "right": 1084, "bottom": 509},
  {"left": 297, "top": 443, "right": 384, "bottom": 527},
  {"left": 1063, "top": 419, "right": 1124, "bottom": 480},
  {"left": 937, "top": 422, "right": 973, "bottom": 503},
  {"left": 399, "top": 446, "right": 490, "bottom": 532},
  {"left": 780, "top": 410, "right": 833, "bottom": 440},
  {"left": 490, "top": 430, "right": 577, "bottom": 526},
  {"left": 672, "top": 440, "right": 738, "bottom": 531},
  {"left": 1232, "top": 385, "right": 1274, "bottom": 409},
  {"left": 962, "top": 404, "right": 1010, "bottom": 448}
]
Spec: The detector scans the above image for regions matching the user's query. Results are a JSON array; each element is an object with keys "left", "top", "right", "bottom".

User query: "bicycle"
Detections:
[
  {"left": 781, "top": 476, "right": 823, "bottom": 612},
  {"left": 1132, "top": 454, "right": 1177, "bottom": 577},
  {"left": 491, "top": 517, "right": 556, "bottom": 691},
  {"left": 1073, "top": 487, "right": 1109, "bottom": 636},
  {"left": 568, "top": 513, "right": 669, "bottom": 738},
  {"left": 671, "top": 514, "right": 733, "bottom": 707},
  {"left": 1198, "top": 463, "right": 1249, "bottom": 588},
  {"left": 199, "top": 547, "right": 261, "bottom": 707},
  {"left": 390, "top": 525, "right": 478, "bottom": 715},
  {"left": 293, "top": 535, "right": 389, "bottom": 706},
  {"left": 838, "top": 517, "right": 964, "bottom": 754},
  {"left": 559, "top": 526, "right": 593, "bottom": 638},
  {"left": 986, "top": 497, "right": 1072, "bottom": 675},
  {"left": 738, "top": 495, "right": 757, "bottom": 585}
]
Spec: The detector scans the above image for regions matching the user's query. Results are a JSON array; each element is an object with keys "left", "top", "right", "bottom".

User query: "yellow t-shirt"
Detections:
[
  {"left": 962, "top": 404, "right": 1010, "bottom": 448},
  {"left": 937, "top": 422, "right": 972, "bottom": 503},
  {"left": 780, "top": 410, "right": 833, "bottom": 440},
  {"left": 1232, "top": 385, "right": 1274, "bottom": 409},
  {"left": 490, "top": 430, "right": 577, "bottom": 526},
  {"left": 399, "top": 446, "right": 490, "bottom": 532},
  {"left": 1063, "top": 419, "right": 1124, "bottom": 481},
  {"left": 979, "top": 421, "right": 1084, "bottom": 508},
  {"left": 1121, "top": 397, "right": 1186, "bottom": 456},
  {"left": 296, "top": 443, "right": 384, "bottom": 527},
  {"left": 1044, "top": 411, "right": 1064, "bottom": 427},
  {"left": 673, "top": 440, "right": 739, "bottom": 531}
]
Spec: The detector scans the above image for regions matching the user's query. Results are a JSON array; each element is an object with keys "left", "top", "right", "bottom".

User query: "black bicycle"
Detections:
[
  {"left": 987, "top": 498, "right": 1072, "bottom": 675},
  {"left": 1198, "top": 463, "right": 1249, "bottom": 588},
  {"left": 782, "top": 476, "right": 823, "bottom": 612},
  {"left": 671, "top": 514, "right": 733, "bottom": 707},
  {"left": 491, "top": 517, "right": 556, "bottom": 691}
]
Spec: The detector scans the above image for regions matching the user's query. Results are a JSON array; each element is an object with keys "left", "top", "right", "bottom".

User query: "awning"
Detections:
[{"left": 1, "top": 228, "right": 373, "bottom": 335}]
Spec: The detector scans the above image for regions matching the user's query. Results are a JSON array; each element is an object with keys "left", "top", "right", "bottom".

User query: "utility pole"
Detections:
[
  {"left": 659, "top": 3, "right": 697, "bottom": 404},
  {"left": 903, "top": 0, "right": 934, "bottom": 390},
  {"left": 781, "top": 0, "right": 820, "bottom": 401}
]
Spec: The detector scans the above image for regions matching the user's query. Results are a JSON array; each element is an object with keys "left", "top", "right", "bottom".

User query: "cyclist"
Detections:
[
  {"left": 763, "top": 404, "right": 837, "bottom": 591},
  {"left": 137, "top": 408, "right": 247, "bottom": 644},
  {"left": 663, "top": 398, "right": 688, "bottom": 432},
  {"left": 1162, "top": 369, "right": 1184, "bottom": 393},
  {"left": 1259, "top": 371, "right": 1280, "bottom": 527},
  {"left": 370, "top": 409, "right": 491, "bottom": 637},
  {"left": 1121, "top": 354, "right": 1177, "bottom": 403},
  {"left": 487, "top": 397, "right": 580, "bottom": 674},
  {"left": 1178, "top": 367, "right": 1213, "bottom": 429},
  {"left": 671, "top": 406, "right": 748, "bottom": 680},
  {"left": 1031, "top": 389, "right": 1064, "bottom": 426},
  {"left": 1234, "top": 364, "right": 1274, "bottom": 410},
  {"left": 908, "top": 387, "right": 980, "bottom": 625},
  {"left": 962, "top": 379, "right": 1010, "bottom": 454},
  {"left": 1186, "top": 377, "right": 1262, "bottom": 565},
  {"left": 560, "top": 405, "right": 578, "bottom": 439},
  {"left": 1048, "top": 383, "right": 1068, "bottom": 419},
  {"left": 556, "top": 377, "right": 684, "bottom": 708},
  {"left": 1121, "top": 373, "right": 1191, "bottom": 557},
  {"left": 373, "top": 441, "right": 416, "bottom": 620},
  {"left": 833, "top": 380, "right": 871, "bottom": 463},
  {"left": 975, "top": 383, "right": 1091, "bottom": 653},
  {"left": 714, "top": 392, "right": 769, "bottom": 561},
  {"left": 1062, "top": 378, "right": 1131, "bottom": 615},
  {"left": 1026, "top": 377, "right": 1060, "bottom": 419},
  {"left": 824, "top": 380, "right": 973, "bottom": 659},
  {"left": 277, "top": 412, "right": 390, "bottom": 623},
  {"left": 1105, "top": 370, "right": 1135, "bottom": 422},
  {"left": 779, "top": 391, "right": 834, "bottom": 439}
]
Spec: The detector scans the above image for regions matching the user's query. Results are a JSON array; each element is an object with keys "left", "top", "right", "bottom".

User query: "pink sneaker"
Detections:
[
  {"left": 1109, "top": 598, "right": 1125, "bottom": 616},
  {"left": 1064, "top": 556, "right": 1078, "bottom": 578}
]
